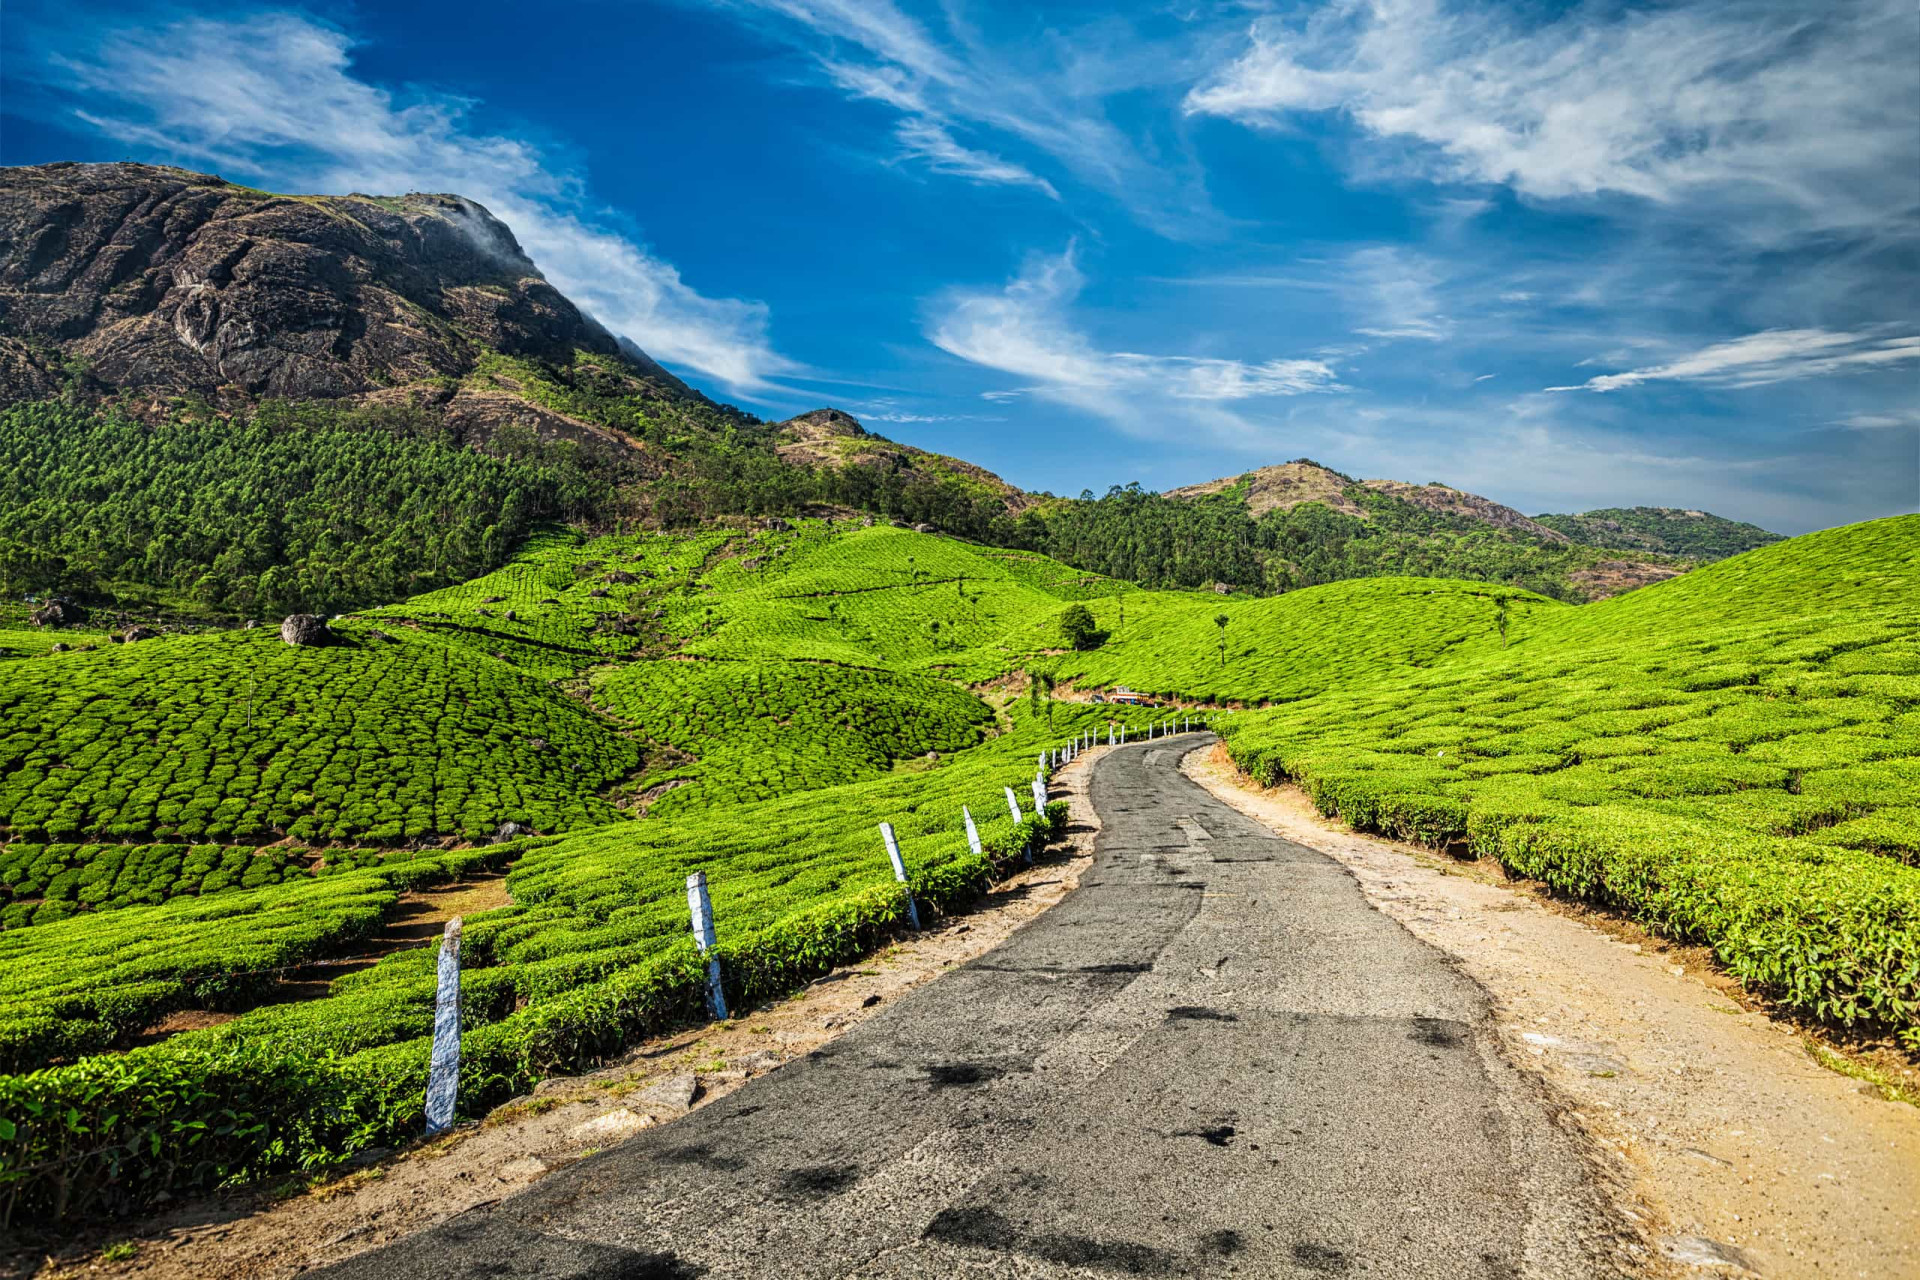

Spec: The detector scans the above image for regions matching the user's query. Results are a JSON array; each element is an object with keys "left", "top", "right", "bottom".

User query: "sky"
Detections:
[{"left": 3, "top": 0, "right": 1917, "bottom": 533}]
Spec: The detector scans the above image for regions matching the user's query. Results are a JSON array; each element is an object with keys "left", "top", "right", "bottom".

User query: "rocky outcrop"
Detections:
[
  {"left": 280, "top": 614, "right": 329, "bottom": 646},
  {"left": 1166, "top": 460, "right": 1368, "bottom": 519},
  {"left": 0, "top": 163, "right": 700, "bottom": 416},
  {"left": 28, "top": 599, "right": 87, "bottom": 627}
]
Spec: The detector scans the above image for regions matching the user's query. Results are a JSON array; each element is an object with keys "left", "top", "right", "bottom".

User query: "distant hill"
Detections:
[
  {"left": 1532, "top": 506, "right": 1783, "bottom": 561},
  {"left": 1159, "top": 460, "right": 1700, "bottom": 599},
  {"left": 773, "top": 407, "right": 1035, "bottom": 512},
  {"left": 0, "top": 162, "right": 1782, "bottom": 613}
]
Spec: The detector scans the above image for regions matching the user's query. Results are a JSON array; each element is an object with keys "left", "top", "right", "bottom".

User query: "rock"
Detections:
[
  {"left": 77, "top": 644, "right": 96, "bottom": 651},
  {"left": 737, "top": 1050, "right": 784, "bottom": 1072},
  {"left": 636, "top": 1072, "right": 699, "bottom": 1111},
  {"left": 367, "top": 630, "right": 393, "bottom": 642},
  {"left": 606, "top": 570, "right": 638, "bottom": 585},
  {"left": 924, "top": 751, "right": 939, "bottom": 762},
  {"left": 742, "top": 557, "right": 766, "bottom": 571},
  {"left": 566, "top": 1110, "right": 655, "bottom": 1145},
  {"left": 526, "top": 737, "right": 548, "bottom": 752},
  {"left": 492, "top": 821, "right": 529, "bottom": 844},
  {"left": 1211, "top": 583, "right": 1233, "bottom": 595},
  {"left": 280, "top": 614, "right": 330, "bottom": 646},
  {"left": 763, "top": 517, "right": 792, "bottom": 532},
  {"left": 123, "top": 625, "right": 159, "bottom": 642},
  {"left": 49, "top": 642, "right": 69, "bottom": 653},
  {"left": 474, "top": 607, "right": 493, "bottom": 617},
  {"left": 244, "top": 619, "right": 258, "bottom": 629},
  {"left": 28, "top": 598, "right": 87, "bottom": 627},
  {"left": 504, "top": 610, "right": 517, "bottom": 621},
  {"left": 0, "top": 163, "right": 700, "bottom": 413},
  {"left": 497, "top": 1155, "right": 549, "bottom": 1180},
  {"left": 1660, "top": 1235, "right": 1758, "bottom": 1272},
  {"left": 482, "top": 596, "right": 506, "bottom": 604},
  {"left": 911, "top": 522, "right": 935, "bottom": 534}
]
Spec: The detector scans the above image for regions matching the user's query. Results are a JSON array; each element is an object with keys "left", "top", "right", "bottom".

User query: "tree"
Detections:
[
  {"left": 1027, "top": 667, "right": 1056, "bottom": 728},
  {"left": 1213, "top": 613, "right": 1229, "bottom": 668},
  {"left": 1059, "top": 603, "right": 1100, "bottom": 651}
]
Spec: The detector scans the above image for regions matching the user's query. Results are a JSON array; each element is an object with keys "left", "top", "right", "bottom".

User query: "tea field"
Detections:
[
  {"left": 1216, "top": 517, "right": 1920, "bottom": 1042},
  {"left": 0, "top": 511, "right": 1913, "bottom": 1223}
]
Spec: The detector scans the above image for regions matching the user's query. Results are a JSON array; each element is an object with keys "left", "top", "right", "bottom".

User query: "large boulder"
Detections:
[
  {"left": 280, "top": 614, "right": 330, "bottom": 646},
  {"left": 122, "top": 625, "right": 159, "bottom": 642},
  {"left": 28, "top": 599, "right": 87, "bottom": 628}
]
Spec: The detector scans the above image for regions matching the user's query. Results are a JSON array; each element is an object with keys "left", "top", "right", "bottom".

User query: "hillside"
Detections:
[
  {"left": 0, "top": 512, "right": 1914, "bottom": 1223},
  {"left": 0, "top": 163, "right": 720, "bottom": 433},
  {"left": 1533, "top": 505, "right": 1786, "bottom": 559},
  {"left": 773, "top": 407, "right": 1035, "bottom": 512}
]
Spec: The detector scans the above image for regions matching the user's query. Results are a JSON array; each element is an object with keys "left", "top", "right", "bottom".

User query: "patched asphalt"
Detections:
[{"left": 321, "top": 736, "right": 1628, "bottom": 1278}]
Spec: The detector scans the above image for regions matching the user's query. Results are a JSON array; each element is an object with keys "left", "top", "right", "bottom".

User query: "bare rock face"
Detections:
[
  {"left": 28, "top": 598, "right": 87, "bottom": 627},
  {"left": 0, "top": 163, "right": 719, "bottom": 420},
  {"left": 280, "top": 614, "right": 330, "bottom": 646},
  {"left": 122, "top": 625, "right": 158, "bottom": 642}
]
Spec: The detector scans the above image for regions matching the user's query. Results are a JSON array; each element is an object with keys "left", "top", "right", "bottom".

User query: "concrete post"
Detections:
[
  {"left": 878, "top": 822, "right": 920, "bottom": 930},
  {"left": 424, "top": 917, "right": 462, "bottom": 1136},
  {"left": 686, "top": 872, "right": 728, "bottom": 1019}
]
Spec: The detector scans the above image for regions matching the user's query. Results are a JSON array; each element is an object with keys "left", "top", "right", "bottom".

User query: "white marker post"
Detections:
[
  {"left": 1108, "top": 726, "right": 1115, "bottom": 747},
  {"left": 878, "top": 822, "right": 920, "bottom": 930},
  {"left": 686, "top": 872, "right": 728, "bottom": 1020},
  {"left": 1004, "top": 785, "right": 1023, "bottom": 824},
  {"left": 963, "top": 805, "right": 983, "bottom": 856},
  {"left": 1031, "top": 772, "right": 1047, "bottom": 818},
  {"left": 424, "top": 917, "right": 463, "bottom": 1136}
]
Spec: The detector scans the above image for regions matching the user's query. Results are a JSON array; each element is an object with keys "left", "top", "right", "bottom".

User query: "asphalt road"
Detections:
[{"left": 323, "top": 736, "right": 1626, "bottom": 1279}]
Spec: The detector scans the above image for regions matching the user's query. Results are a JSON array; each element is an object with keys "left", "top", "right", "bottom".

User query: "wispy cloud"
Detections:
[
  {"left": 1549, "top": 329, "right": 1920, "bottom": 392},
  {"left": 927, "top": 247, "right": 1341, "bottom": 440},
  {"left": 892, "top": 119, "right": 1057, "bottom": 197},
  {"left": 708, "top": 0, "right": 1204, "bottom": 229},
  {"left": 1185, "top": 0, "right": 1919, "bottom": 243},
  {"left": 1347, "top": 246, "right": 1448, "bottom": 341},
  {"left": 48, "top": 12, "right": 794, "bottom": 392}
]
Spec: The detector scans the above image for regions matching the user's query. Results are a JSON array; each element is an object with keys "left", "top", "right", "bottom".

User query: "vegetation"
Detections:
[
  {"left": 1215, "top": 518, "right": 1920, "bottom": 1044},
  {"left": 0, "top": 492, "right": 1908, "bottom": 1225},
  {"left": 0, "top": 400, "right": 616, "bottom": 618},
  {"left": 1533, "top": 506, "right": 1785, "bottom": 560}
]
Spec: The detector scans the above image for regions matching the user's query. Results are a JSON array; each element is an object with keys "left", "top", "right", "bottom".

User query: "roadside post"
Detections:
[
  {"left": 424, "top": 916, "right": 462, "bottom": 1136},
  {"left": 963, "top": 805, "right": 983, "bottom": 856},
  {"left": 1004, "top": 785, "right": 1023, "bottom": 823},
  {"left": 1031, "top": 771, "right": 1047, "bottom": 817},
  {"left": 878, "top": 822, "right": 920, "bottom": 930},
  {"left": 686, "top": 872, "right": 728, "bottom": 1019}
]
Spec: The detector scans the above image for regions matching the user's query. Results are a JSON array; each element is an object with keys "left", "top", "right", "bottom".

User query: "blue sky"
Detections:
[{"left": 4, "top": 0, "right": 1916, "bottom": 532}]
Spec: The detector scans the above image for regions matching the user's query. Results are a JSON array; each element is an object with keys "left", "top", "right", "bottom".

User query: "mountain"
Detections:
[
  {"left": 0, "top": 162, "right": 729, "bottom": 444},
  {"left": 1532, "top": 506, "right": 1784, "bottom": 560},
  {"left": 0, "top": 162, "right": 1773, "bottom": 613},
  {"left": 773, "top": 407, "right": 1034, "bottom": 512}
]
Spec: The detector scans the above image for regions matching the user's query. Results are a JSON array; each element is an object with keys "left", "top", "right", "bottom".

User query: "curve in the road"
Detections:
[{"left": 321, "top": 737, "right": 1628, "bottom": 1279}]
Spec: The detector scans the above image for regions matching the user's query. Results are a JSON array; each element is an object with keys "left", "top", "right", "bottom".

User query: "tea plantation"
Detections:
[
  {"left": 0, "top": 512, "right": 1913, "bottom": 1223},
  {"left": 1216, "top": 517, "right": 1920, "bottom": 1043}
]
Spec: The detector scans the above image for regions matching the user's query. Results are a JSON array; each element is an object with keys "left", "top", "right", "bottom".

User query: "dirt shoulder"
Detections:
[
  {"left": 1183, "top": 744, "right": 1920, "bottom": 1280},
  {"left": 31, "top": 756, "right": 1105, "bottom": 1280}
]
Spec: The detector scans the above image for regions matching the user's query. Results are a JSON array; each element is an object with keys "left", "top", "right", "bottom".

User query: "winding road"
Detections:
[{"left": 323, "top": 736, "right": 1626, "bottom": 1278}]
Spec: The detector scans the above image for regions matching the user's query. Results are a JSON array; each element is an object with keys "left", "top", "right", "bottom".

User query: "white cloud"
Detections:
[
  {"left": 927, "top": 247, "right": 1341, "bottom": 440},
  {"left": 1831, "top": 411, "right": 1920, "bottom": 431},
  {"left": 1185, "top": 0, "right": 1919, "bottom": 242},
  {"left": 57, "top": 13, "right": 794, "bottom": 392},
  {"left": 892, "top": 119, "right": 1058, "bottom": 197},
  {"left": 710, "top": 0, "right": 1202, "bottom": 227},
  {"left": 1549, "top": 329, "right": 1920, "bottom": 392},
  {"left": 1346, "top": 246, "right": 1448, "bottom": 341}
]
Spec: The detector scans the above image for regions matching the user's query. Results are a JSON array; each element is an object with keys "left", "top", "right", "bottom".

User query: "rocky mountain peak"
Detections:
[{"left": 0, "top": 162, "right": 659, "bottom": 405}]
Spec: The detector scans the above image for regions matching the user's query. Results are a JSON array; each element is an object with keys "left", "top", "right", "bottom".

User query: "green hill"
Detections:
[{"left": 1533, "top": 505, "right": 1785, "bottom": 560}]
